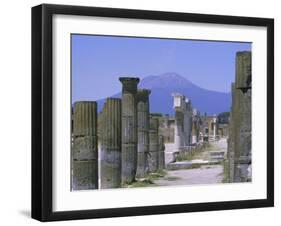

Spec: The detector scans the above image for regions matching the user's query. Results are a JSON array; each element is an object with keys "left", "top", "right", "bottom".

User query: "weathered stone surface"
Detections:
[
  {"left": 136, "top": 89, "right": 151, "bottom": 178},
  {"left": 72, "top": 101, "right": 98, "bottom": 190},
  {"left": 227, "top": 51, "right": 252, "bottom": 183},
  {"left": 72, "top": 160, "right": 98, "bottom": 190},
  {"left": 183, "top": 100, "right": 192, "bottom": 146},
  {"left": 119, "top": 77, "right": 139, "bottom": 184},
  {"left": 158, "top": 135, "right": 165, "bottom": 170},
  {"left": 191, "top": 110, "right": 200, "bottom": 144},
  {"left": 148, "top": 116, "right": 159, "bottom": 172},
  {"left": 174, "top": 110, "right": 184, "bottom": 148},
  {"left": 172, "top": 93, "right": 193, "bottom": 148},
  {"left": 100, "top": 98, "right": 122, "bottom": 189},
  {"left": 235, "top": 51, "right": 252, "bottom": 89}
]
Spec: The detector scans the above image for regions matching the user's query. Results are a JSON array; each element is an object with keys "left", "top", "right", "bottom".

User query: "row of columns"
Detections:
[{"left": 72, "top": 77, "right": 165, "bottom": 190}]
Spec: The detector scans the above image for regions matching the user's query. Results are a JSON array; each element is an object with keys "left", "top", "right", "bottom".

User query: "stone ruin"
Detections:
[
  {"left": 71, "top": 66, "right": 236, "bottom": 189},
  {"left": 72, "top": 101, "right": 98, "bottom": 189},
  {"left": 227, "top": 51, "right": 252, "bottom": 182},
  {"left": 71, "top": 77, "right": 167, "bottom": 190}
]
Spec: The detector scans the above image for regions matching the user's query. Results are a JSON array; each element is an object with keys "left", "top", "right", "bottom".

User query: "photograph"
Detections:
[{"left": 70, "top": 34, "right": 252, "bottom": 190}]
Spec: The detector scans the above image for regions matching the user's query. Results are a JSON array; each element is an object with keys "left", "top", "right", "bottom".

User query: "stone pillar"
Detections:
[
  {"left": 148, "top": 116, "right": 159, "bottom": 172},
  {"left": 227, "top": 51, "right": 252, "bottom": 183},
  {"left": 213, "top": 117, "right": 217, "bottom": 139},
  {"left": 233, "top": 51, "right": 252, "bottom": 182},
  {"left": 72, "top": 101, "right": 98, "bottom": 190},
  {"left": 119, "top": 77, "right": 140, "bottom": 184},
  {"left": 192, "top": 120, "right": 197, "bottom": 144},
  {"left": 100, "top": 98, "right": 121, "bottom": 188},
  {"left": 191, "top": 109, "right": 199, "bottom": 144},
  {"left": 172, "top": 93, "right": 185, "bottom": 149},
  {"left": 136, "top": 89, "right": 151, "bottom": 178},
  {"left": 183, "top": 100, "right": 192, "bottom": 146},
  {"left": 174, "top": 110, "right": 184, "bottom": 148},
  {"left": 158, "top": 135, "right": 165, "bottom": 170}
]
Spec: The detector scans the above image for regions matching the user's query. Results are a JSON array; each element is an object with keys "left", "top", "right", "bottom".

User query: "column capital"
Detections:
[{"left": 119, "top": 77, "right": 140, "bottom": 93}]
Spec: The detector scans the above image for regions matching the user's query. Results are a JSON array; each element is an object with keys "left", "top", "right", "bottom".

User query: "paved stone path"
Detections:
[
  {"left": 153, "top": 138, "right": 227, "bottom": 186},
  {"left": 154, "top": 165, "right": 223, "bottom": 186}
]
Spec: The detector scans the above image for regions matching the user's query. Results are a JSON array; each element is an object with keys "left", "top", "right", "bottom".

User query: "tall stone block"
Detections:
[
  {"left": 136, "top": 89, "right": 151, "bottom": 178},
  {"left": 100, "top": 98, "right": 122, "bottom": 188},
  {"left": 158, "top": 135, "right": 165, "bottom": 170},
  {"left": 119, "top": 77, "right": 140, "bottom": 184},
  {"left": 72, "top": 101, "right": 98, "bottom": 190},
  {"left": 227, "top": 51, "right": 252, "bottom": 183},
  {"left": 148, "top": 116, "right": 159, "bottom": 172}
]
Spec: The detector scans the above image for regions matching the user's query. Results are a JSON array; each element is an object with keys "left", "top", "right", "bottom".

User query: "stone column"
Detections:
[
  {"left": 148, "top": 115, "right": 159, "bottom": 172},
  {"left": 174, "top": 110, "right": 184, "bottom": 148},
  {"left": 185, "top": 100, "right": 193, "bottom": 146},
  {"left": 100, "top": 98, "right": 121, "bottom": 188},
  {"left": 158, "top": 135, "right": 165, "bottom": 170},
  {"left": 136, "top": 89, "right": 151, "bottom": 178},
  {"left": 119, "top": 77, "right": 140, "bottom": 184},
  {"left": 72, "top": 101, "right": 98, "bottom": 190},
  {"left": 192, "top": 120, "right": 197, "bottom": 144},
  {"left": 213, "top": 117, "right": 217, "bottom": 139},
  {"left": 173, "top": 93, "right": 185, "bottom": 149},
  {"left": 233, "top": 51, "right": 252, "bottom": 182}
]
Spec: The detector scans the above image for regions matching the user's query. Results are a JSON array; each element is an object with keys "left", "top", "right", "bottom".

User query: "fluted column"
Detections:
[
  {"left": 119, "top": 77, "right": 140, "bottom": 184},
  {"left": 136, "top": 89, "right": 151, "bottom": 178},
  {"left": 148, "top": 115, "right": 159, "bottom": 172},
  {"left": 158, "top": 135, "right": 165, "bottom": 170},
  {"left": 100, "top": 98, "right": 121, "bottom": 188},
  {"left": 72, "top": 101, "right": 98, "bottom": 190}
]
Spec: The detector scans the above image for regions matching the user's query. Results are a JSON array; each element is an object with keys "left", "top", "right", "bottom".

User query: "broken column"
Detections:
[
  {"left": 72, "top": 101, "right": 98, "bottom": 190},
  {"left": 158, "top": 135, "right": 165, "bottom": 170},
  {"left": 148, "top": 115, "right": 159, "bottom": 172},
  {"left": 119, "top": 77, "right": 140, "bottom": 184},
  {"left": 100, "top": 98, "right": 122, "bottom": 188},
  {"left": 136, "top": 89, "right": 151, "bottom": 178},
  {"left": 233, "top": 51, "right": 252, "bottom": 182}
]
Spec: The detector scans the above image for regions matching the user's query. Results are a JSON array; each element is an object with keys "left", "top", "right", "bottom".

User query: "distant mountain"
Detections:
[{"left": 97, "top": 72, "right": 231, "bottom": 115}]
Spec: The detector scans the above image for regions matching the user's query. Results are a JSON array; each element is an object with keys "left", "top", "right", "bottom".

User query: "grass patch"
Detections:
[
  {"left": 168, "top": 163, "right": 202, "bottom": 170},
  {"left": 122, "top": 169, "right": 167, "bottom": 188},
  {"left": 165, "top": 176, "right": 180, "bottom": 181},
  {"left": 124, "top": 179, "right": 156, "bottom": 188},
  {"left": 175, "top": 142, "right": 211, "bottom": 162}
]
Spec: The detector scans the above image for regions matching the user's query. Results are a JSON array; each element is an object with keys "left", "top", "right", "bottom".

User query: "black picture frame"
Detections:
[{"left": 32, "top": 3, "right": 274, "bottom": 222}]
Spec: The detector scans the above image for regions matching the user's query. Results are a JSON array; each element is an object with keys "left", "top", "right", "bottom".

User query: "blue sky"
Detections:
[{"left": 72, "top": 34, "right": 251, "bottom": 102}]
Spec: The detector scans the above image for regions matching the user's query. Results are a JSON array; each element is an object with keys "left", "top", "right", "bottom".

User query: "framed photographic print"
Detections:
[{"left": 32, "top": 4, "right": 274, "bottom": 221}]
